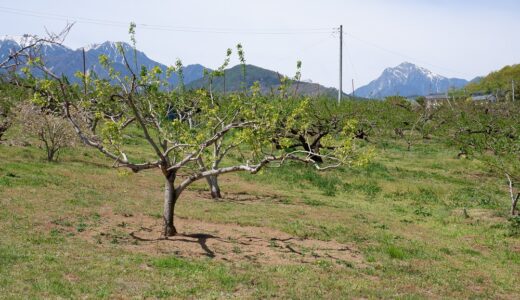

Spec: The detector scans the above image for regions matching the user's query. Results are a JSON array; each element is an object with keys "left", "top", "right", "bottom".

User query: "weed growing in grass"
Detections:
[
  {"left": 91, "top": 212, "right": 101, "bottom": 222},
  {"left": 359, "top": 182, "right": 382, "bottom": 197},
  {"left": 430, "top": 162, "right": 444, "bottom": 169},
  {"left": 343, "top": 182, "right": 382, "bottom": 198},
  {"left": 386, "top": 245, "right": 407, "bottom": 260},
  {"left": 51, "top": 218, "right": 72, "bottom": 227},
  {"left": 449, "top": 187, "right": 499, "bottom": 208},
  {"left": 348, "top": 162, "right": 393, "bottom": 180},
  {"left": 146, "top": 289, "right": 174, "bottom": 299},
  {"left": 413, "top": 187, "right": 439, "bottom": 203},
  {"left": 461, "top": 248, "right": 481, "bottom": 256},
  {"left": 318, "top": 223, "right": 349, "bottom": 239},
  {"left": 353, "top": 213, "right": 369, "bottom": 223},
  {"left": 278, "top": 198, "right": 293, "bottom": 205},
  {"left": 384, "top": 190, "right": 409, "bottom": 201},
  {"left": 315, "top": 259, "right": 333, "bottom": 268},
  {"left": 336, "top": 260, "right": 354, "bottom": 268},
  {"left": 392, "top": 205, "right": 407, "bottom": 213},
  {"left": 76, "top": 222, "right": 87, "bottom": 232},
  {"left": 302, "top": 197, "right": 326, "bottom": 207},
  {"left": 373, "top": 223, "right": 389, "bottom": 230},
  {"left": 284, "top": 220, "right": 313, "bottom": 238},
  {"left": 380, "top": 239, "right": 430, "bottom": 261},
  {"left": 147, "top": 212, "right": 163, "bottom": 219},
  {"left": 507, "top": 216, "right": 520, "bottom": 236},
  {"left": 232, "top": 246, "right": 242, "bottom": 254},
  {"left": 440, "top": 248, "right": 453, "bottom": 256},
  {"left": 414, "top": 206, "right": 432, "bottom": 217}
]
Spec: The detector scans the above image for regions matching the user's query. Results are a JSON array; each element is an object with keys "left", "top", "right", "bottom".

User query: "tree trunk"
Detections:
[
  {"left": 47, "top": 147, "right": 58, "bottom": 162},
  {"left": 163, "top": 177, "right": 178, "bottom": 237},
  {"left": 0, "top": 113, "right": 10, "bottom": 141},
  {"left": 512, "top": 193, "right": 519, "bottom": 216},
  {"left": 0, "top": 122, "right": 9, "bottom": 141},
  {"left": 299, "top": 135, "right": 323, "bottom": 163},
  {"left": 207, "top": 175, "right": 222, "bottom": 199},
  {"left": 506, "top": 173, "right": 519, "bottom": 216},
  {"left": 197, "top": 158, "right": 222, "bottom": 199}
]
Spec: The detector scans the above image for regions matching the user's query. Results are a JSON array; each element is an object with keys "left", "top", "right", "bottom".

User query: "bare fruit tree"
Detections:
[
  {"left": 17, "top": 103, "right": 75, "bottom": 161},
  {"left": 0, "top": 24, "right": 74, "bottom": 142},
  {"left": 0, "top": 104, "right": 11, "bottom": 141}
]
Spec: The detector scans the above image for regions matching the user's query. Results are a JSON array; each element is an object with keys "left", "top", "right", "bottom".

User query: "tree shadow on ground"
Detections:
[{"left": 130, "top": 232, "right": 219, "bottom": 258}]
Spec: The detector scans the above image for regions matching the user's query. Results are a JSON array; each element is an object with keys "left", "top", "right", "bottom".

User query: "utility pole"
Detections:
[
  {"left": 82, "top": 48, "right": 87, "bottom": 96},
  {"left": 338, "top": 25, "right": 343, "bottom": 104},
  {"left": 352, "top": 79, "right": 355, "bottom": 98}
]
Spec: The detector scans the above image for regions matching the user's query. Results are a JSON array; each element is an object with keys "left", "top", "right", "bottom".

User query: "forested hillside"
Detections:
[
  {"left": 187, "top": 64, "right": 342, "bottom": 97},
  {"left": 465, "top": 64, "right": 520, "bottom": 99}
]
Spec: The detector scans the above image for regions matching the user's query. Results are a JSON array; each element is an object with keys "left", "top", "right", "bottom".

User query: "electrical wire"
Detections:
[
  {"left": 344, "top": 32, "right": 467, "bottom": 78},
  {"left": 343, "top": 42, "right": 358, "bottom": 84},
  {"left": 0, "top": 5, "right": 473, "bottom": 83},
  {"left": 0, "top": 6, "right": 334, "bottom": 35},
  {"left": 271, "top": 35, "right": 335, "bottom": 63}
]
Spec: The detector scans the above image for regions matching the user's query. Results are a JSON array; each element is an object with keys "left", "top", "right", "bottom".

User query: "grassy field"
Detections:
[{"left": 1, "top": 131, "right": 519, "bottom": 298}]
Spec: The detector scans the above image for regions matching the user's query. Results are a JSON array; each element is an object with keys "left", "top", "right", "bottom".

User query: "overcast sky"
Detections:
[{"left": 1, "top": 0, "right": 519, "bottom": 89}]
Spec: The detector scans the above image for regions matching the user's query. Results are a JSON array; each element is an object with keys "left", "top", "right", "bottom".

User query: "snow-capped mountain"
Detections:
[
  {"left": 355, "top": 62, "right": 468, "bottom": 99},
  {"left": 0, "top": 38, "right": 206, "bottom": 86}
]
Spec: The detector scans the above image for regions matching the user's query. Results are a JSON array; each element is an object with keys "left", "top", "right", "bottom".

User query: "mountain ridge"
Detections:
[
  {"left": 0, "top": 39, "right": 206, "bottom": 87},
  {"left": 355, "top": 62, "right": 468, "bottom": 99},
  {"left": 0, "top": 38, "right": 338, "bottom": 97},
  {"left": 186, "top": 64, "right": 342, "bottom": 97}
]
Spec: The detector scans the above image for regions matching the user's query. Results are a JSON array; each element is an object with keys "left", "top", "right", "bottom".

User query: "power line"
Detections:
[
  {"left": 344, "top": 32, "right": 468, "bottom": 78},
  {"left": 0, "top": 6, "right": 334, "bottom": 35},
  {"left": 343, "top": 40, "right": 358, "bottom": 87},
  {"left": 0, "top": 5, "right": 476, "bottom": 87},
  {"left": 271, "top": 35, "right": 335, "bottom": 63}
]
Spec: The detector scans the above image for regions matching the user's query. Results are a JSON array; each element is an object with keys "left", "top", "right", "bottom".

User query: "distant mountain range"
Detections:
[
  {"left": 187, "top": 64, "right": 340, "bottom": 97},
  {"left": 0, "top": 37, "right": 339, "bottom": 97},
  {"left": 5, "top": 37, "right": 503, "bottom": 100},
  {"left": 0, "top": 38, "right": 205, "bottom": 86},
  {"left": 354, "top": 62, "right": 469, "bottom": 99}
]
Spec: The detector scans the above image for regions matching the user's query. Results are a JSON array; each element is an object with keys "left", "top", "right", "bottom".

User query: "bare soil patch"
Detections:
[{"left": 68, "top": 207, "right": 364, "bottom": 267}]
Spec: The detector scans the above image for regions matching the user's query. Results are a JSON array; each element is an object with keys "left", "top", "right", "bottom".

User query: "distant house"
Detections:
[
  {"left": 470, "top": 93, "right": 497, "bottom": 103},
  {"left": 424, "top": 93, "right": 449, "bottom": 108}
]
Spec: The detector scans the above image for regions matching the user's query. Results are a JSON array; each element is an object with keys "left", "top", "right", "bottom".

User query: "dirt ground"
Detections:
[{"left": 63, "top": 206, "right": 364, "bottom": 267}]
